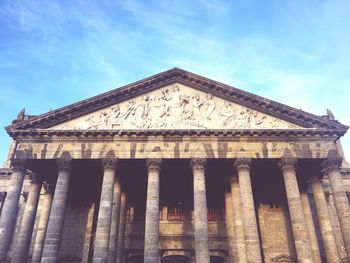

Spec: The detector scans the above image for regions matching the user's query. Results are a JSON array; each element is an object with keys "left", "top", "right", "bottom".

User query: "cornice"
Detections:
[
  {"left": 5, "top": 68, "right": 348, "bottom": 135},
  {"left": 8, "top": 128, "right": 344, "bottom": 142}
]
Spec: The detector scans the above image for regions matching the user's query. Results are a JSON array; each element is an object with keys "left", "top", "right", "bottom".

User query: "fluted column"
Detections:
[
  {"left": 32, "top": 182, "right": 53, "bottom": 263},
  {"left": 279, "top": 157, "right": 313, "bottom": 263},
  {"left": 93, "top": 158, "right": 118, "bottom": 262},
  {"left": 12, "top": 172, "right": 42, "bottom": 263},
  {"left": 144, "top": 158, "right": 162, "bottom": 263},
  {"left": 191, "top": 158, "right": 209, "bottom": 263},
  {"left": 311, "top": 176, "right": 340, "bottom": 263},
  {"left": 108, "top": 176, "right": 122, "bottom": 263},
  {"left": 230, "top": 174, "right": 247, "bottom": 263},
  {"left": 116, "top": 192, "right": 127, "bottom": 263},
  {"left": 235, "top": 158, "right": 261, "bottom": 263},
  {"left": 300, "top": 191, "right": 322, "bottom": 263},
  {"left": 41, "top": 157, "right": 72, "bottom": 263},
  {"left": 225, "top": 192, "right": 235, "bottom": 262},
  {"left": 0, "top": 158, "right": 26, "bottom": 263},
  {"left": 323, "top": 157, "right": 350, "bottom": 261}
]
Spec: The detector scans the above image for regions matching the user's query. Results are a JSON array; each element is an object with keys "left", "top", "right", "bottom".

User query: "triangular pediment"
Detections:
[
  {"left": 50, "top": 83, "right": 301, "bottom": 130},
  {"left": 6, "top": 68, "right": 348, "bottom": 136}
]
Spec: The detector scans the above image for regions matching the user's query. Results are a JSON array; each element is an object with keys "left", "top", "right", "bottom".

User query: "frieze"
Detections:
[{"left": 51, "top": 84, "right": 301, "bottom": 131}]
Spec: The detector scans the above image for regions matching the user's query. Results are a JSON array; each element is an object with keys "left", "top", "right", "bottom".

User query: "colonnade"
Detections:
[{"left": 0, "top": 156, "right": 349, "bottom": 263}]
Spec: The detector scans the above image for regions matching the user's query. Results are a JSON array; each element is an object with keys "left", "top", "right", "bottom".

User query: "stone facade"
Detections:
[{"left": 0, "top": 68, "right": 349, "bottom": 263}]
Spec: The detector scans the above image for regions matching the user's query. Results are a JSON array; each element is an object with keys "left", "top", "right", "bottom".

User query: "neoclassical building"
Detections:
[{"left": 0, "top": 68, "right": 349, "bottom": 263}]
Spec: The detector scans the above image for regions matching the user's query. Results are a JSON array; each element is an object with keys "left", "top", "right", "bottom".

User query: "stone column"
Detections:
[
  {"left": 234, "top": 158, "right": 262, "bottom": 263},
  {"left": 300, "top": 191, "right": 322, "bottom": 263},
  {"left": 311, "top": 176, "right": 340, "bottom": 263},
  {"left": 230, "top": 174, "right": 247, "bottom": 263},
  {"left": 191, "top": 158, "right": 210, "bottom": 263},
  {"left": 224, "top": 192, "right": 235, "bottom": 262},
  {"left": 144, "top": 158, "right": 162, "bottom": 263},
  {"left": 116, "top": 192, "right": 127, "bottom": 263},
  {"left": 108, "top": 176, "right": 122, "bottom": 263},
  {"left": 0, "top": 158, "right": 26, "bottom": 263},
  {"left": 12, "top": 172, "right": 42, "bottom": 263},
  {"left": 279, "top": 157, "right": 313, "bottom": 263},
  {"left": 41, "top": 157, "right": 72, "bottom": 263},
  {"left": 32, "top": 182, "right": 53, "bottom": 263},
  {"left": 93, "top": 158, "right": 118, "bottom": 262},
  {"left": 322, "top": 157, "right": 350, "bottom": 262}
]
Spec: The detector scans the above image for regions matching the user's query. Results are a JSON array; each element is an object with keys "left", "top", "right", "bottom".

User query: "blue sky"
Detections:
[{"left": 0, "top": 0, "right": 349, "bottom": 164}]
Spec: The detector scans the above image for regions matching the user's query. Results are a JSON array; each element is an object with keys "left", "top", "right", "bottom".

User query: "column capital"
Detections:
[
  {"left": 11, "top": 158, "right": 26, "bottom": 173},
  {"left": 229, "top": 174, "right": 239, "bottom": 184},
  {"left": 191, "top": 158, "right": 206, "bottom": 172},
  {"left": 28, "top": 171, "right": 42, "bottom": 184},
  {"left": 234, "top": 158, "right": 251, "bottom": 171},
  {"left": 56, "top": 157, "right": 72, "bottom": 171},
  {"left": 321, "top": 157, "right": 342, "bottom": 174},
  {"left": 278, "top": 157, "right": 297, "bottom": 172},
  {"left": 146, "top": 158, "right": 162, "bottom": 172},
  {"left": 102, "top": 158, "right": 118, "bottom": 171},
  {"left": 43, "top": 182, "right": 52, "bottom": 194}
]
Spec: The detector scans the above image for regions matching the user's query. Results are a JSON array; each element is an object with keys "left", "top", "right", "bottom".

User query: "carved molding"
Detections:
[
  {"left": 191, "top": 158, "right": 206, "bottom": 172},
  {"left": 102, "top": 158, "right": 118, "bottom": 171},
  {"left": 234, "top": 158, "right": 252, "bottom": 171},
  {"left": 322, "top": 157, "right": 342, "bottom": 174},
  {"left": 10, "top": 158, "right": 26, "bottom": 172},
  {"left": 271, "top": 254, "right": 296, "bottom": 262},
  {"left": 146, "top": 158, "right": 162, "bottom": 172},
  {"left": 52, "top": 84, "right": 301, "bottom": 131},
  {"left": 278, "top": 157, "right": 297, "bottom": 172},
  {"left": 56, "top": 157, "right": 72, "bottom": 171}
]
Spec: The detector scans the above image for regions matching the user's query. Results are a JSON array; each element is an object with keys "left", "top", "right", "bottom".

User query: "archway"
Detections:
[
  {"left": 127, "top": 255, "right": 144, "bottom": 263},
  {"left": 210, "top": 255, "right": 225, "bottom": 263}
]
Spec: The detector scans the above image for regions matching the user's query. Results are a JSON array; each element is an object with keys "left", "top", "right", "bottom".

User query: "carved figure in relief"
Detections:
[
  {"left": 191, "top": 94, "right": 204, "bottom": 127},
  {"left": 219, "top": 102, "right": 234, "bottom": 127},
  {"left": 109, "top": 105, "right": 122, "bottom": 128},
  {"left": 238, "top": 108, "right": 266, "bottom": 128},
  {"left": 205, "top": 93, "right": 215, "bottom": 120}
]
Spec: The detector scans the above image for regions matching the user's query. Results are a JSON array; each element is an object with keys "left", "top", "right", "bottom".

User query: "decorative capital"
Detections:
[
  {"left": 102, "top": 158, "right": 118, "bottom": 171},
  {"left": 234, "top": 158, "right": 251, "bottom": 171},
  {"left": 56, "top": 157, "right": 72, "bottom": 171},
  {"left": 43, "top": 182, "right": 52, "bottom": 194},
  {"left": 146, "top": 158, "right": 162, "bottom": 172},
  {"left": 28, "top": 170, "right": 41, "bottom": 184},
  {"left": 11, "top": 158, "right": 26, "bottom": 172},
  {"left": 191, "top": 158, "right": 206, "bottom": 172},
  {"left": 321, "top": 157, "right": 342, "bottom": 174},
  {"left": 229, "top": 174, "right": 239, "bottom": 184},
  {"left": 278, "top": 157, "right": 297, "bottom": 172}
]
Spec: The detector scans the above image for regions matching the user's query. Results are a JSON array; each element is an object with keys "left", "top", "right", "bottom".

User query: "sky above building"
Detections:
[{"left": 0, "top": 0, "right": 349, "bottom": 164}]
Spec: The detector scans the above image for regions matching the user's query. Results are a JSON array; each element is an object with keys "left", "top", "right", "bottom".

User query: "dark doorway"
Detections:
[
  {"left": 162, "top": 255, "right": 190, "bottom": 263},
  {"left": 127, "top": 255, "right": 144, "bottom": 263},
  {"left": 210, "top": 256, "right": 225, "bottom": 263}
]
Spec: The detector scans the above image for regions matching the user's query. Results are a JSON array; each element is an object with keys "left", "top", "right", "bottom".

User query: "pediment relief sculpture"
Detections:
[{"left": 51, "top": 84, "right": 301, "bottom": 130}]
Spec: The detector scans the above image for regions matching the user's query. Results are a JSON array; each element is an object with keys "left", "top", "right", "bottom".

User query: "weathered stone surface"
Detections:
[
  {"left": 0, "top": 158, "right": 26, "bottom": 262},
  {"left": 191, "top": 158, "right": 210, "bottom": 263},
  {"left": 323, "top": 157, "right": 350, "bottom": 262},
  {"left": 116, "top": 192, "right": 127, "bottom": 263},
  {"left": 41, "top": 158, "right": 72, "bottom": 262},
  {"left": 279, "top": 157, "right": 313, "bottom": 263},
  {"left": 235, "top": 158, "right": 262, "bottom": 263},
  {"left": 311, "top": 176, "right": 341, "bottom": 263},
  {"left": 12, "top": 173, "right": 41, "bottom": 263},
  {"left": 93, "top": 158, "right": 117, "bottom": 262},
  {"left": 230, "top": 175, "right": 247, "bottom": 263},
  {"left": 144, "top": 158, "right": 162, "bottom": 263},
  {"left": 225, "top": 193, "right": 235, "bottom": 262},
  {"left": 31, "top": 183, "right": 53, "bottom": 263}
]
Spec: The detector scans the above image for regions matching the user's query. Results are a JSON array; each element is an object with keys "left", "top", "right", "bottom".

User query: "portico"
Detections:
[{"left": 0, "top": 68, "right": 349, "bottom": 262}]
